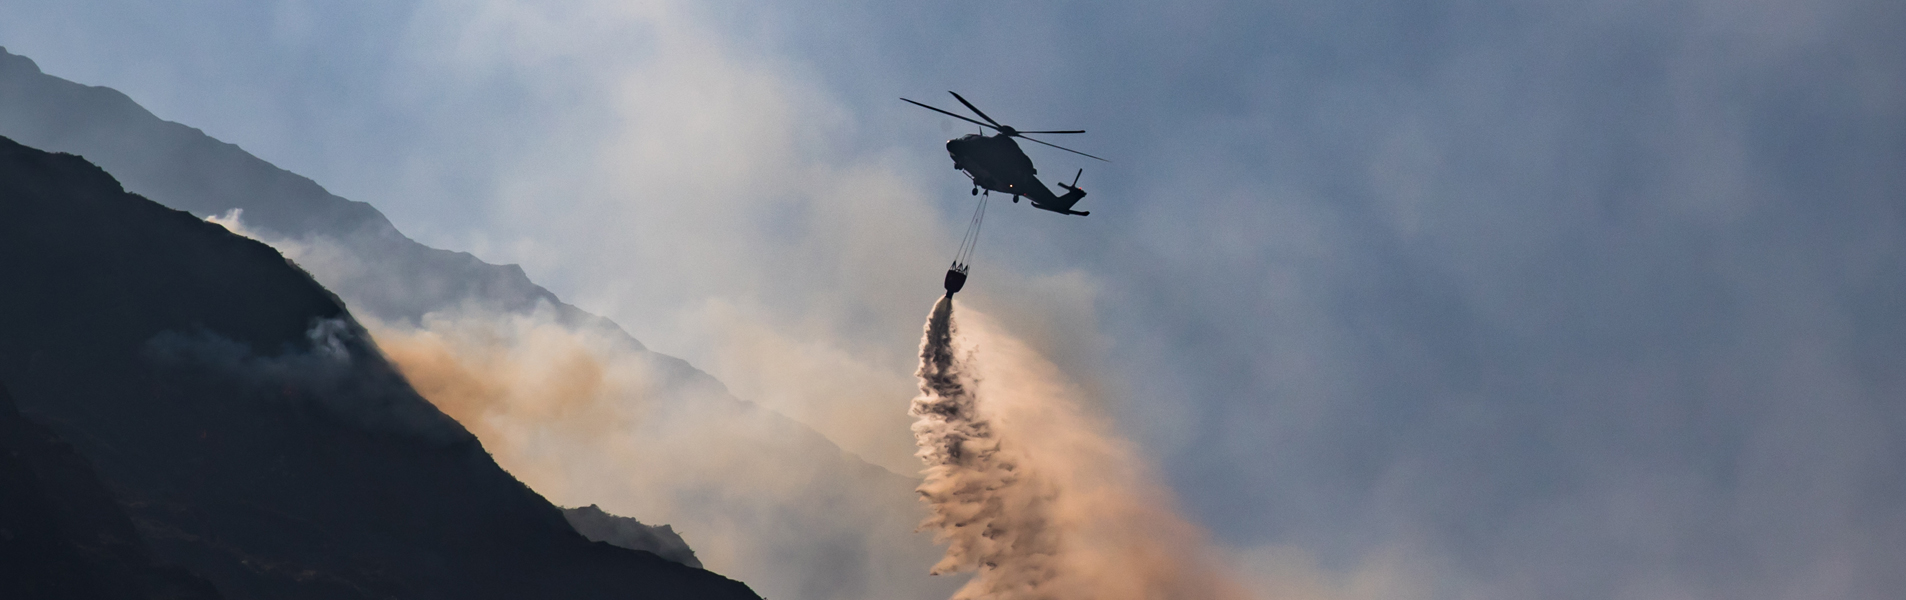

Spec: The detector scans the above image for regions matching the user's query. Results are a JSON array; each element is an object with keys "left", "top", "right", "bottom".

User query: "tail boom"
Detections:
[{"left": 1034, "top": 176, "right": 1089, "bottom": 216}]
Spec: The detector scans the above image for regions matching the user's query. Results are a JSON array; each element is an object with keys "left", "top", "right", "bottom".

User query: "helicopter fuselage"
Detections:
[{"left": 945, "top": 134, "right": 1088, "bottom": 215}]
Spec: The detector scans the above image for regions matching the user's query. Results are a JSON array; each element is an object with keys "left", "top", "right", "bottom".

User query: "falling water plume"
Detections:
[{"left": 908, "top": 297, "right": 1250, "bottom": 600}]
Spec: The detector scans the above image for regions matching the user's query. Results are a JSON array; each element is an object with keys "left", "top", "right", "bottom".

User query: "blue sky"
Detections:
[{"left": 3, "top": 0, "right": 1902, "bottom": 597}]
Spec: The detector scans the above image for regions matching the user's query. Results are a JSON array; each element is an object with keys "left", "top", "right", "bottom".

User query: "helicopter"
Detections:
[{"left": 902, "top": 91, "right": 1107, "bottom": 217}]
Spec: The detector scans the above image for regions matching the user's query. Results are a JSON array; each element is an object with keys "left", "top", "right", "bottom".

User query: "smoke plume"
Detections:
[
  {"left": 911, "top": 297, "right": 1249, "bottom": 600},
  {"left": 362, "top": 306, "right": 958, "bottom": 600},
  {"left": 208, "top": 207, "right": 960, "bottom": 600}
]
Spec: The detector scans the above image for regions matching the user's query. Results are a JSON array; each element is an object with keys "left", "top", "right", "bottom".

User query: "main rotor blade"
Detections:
[
  {"left": 947, "top": 91, "right": 1003, "bottom": 128},
  {"left": 1015, "top": 130, "right": 1086, "bottom": 134},
  {"left": 1019, "top": 135, "right": 1110, "bottom": 162},
  {"left": 901, "top": 98, "right": 999, "bottom": 132}
]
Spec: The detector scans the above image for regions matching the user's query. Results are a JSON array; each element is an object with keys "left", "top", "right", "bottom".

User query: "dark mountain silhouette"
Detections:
[
  {"left": 0, "top": 46, "right": 954, "bottom": 600},
  {"left": 0, "top": 383, "right": 225, "bottom": 600},
  {"left": 0, "top": 135, "right": 759, "bottom": 599},
  {"left": 564, "top": 505, "right": 702, "bottom": 569}
]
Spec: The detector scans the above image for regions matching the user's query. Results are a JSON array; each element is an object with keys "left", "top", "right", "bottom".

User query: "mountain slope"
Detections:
[
  {"left": 0, "top": 383, "right": 225, "bottom": 600},
  {"left": 0, "top": 135, "right": 759, "bottom": 600},
  {"left": 0, "top": 46, "right": 956, "bottom": 600},
  {"left": 564, "top": 505, "right": 703, "bottom": 569}
]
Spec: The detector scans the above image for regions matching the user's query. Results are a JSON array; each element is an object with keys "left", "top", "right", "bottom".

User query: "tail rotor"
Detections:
[{"left": 1057, "top": 168, "right": 1083, "bottom": 192}]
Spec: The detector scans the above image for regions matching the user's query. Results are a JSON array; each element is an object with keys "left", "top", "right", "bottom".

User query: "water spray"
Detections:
[
  {"left": 908, "top": 297, "right": 1059, "bottom": 598},
  {"left": 906, "top": 298, "right": 1249, "bottom": 600}
]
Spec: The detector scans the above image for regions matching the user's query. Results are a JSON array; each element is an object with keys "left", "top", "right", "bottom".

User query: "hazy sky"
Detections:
[{"left": 3, "top": 0, "right": 1902, "bottom": 597}]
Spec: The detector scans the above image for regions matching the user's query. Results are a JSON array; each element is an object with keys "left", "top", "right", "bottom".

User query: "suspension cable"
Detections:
[{"left": 952, "top": 193, "right": 989, "bottom": 270}]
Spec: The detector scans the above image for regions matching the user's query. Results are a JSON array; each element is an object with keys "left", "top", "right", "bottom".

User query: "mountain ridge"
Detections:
[{"left": 0, "top": 45, "right": 674, "bottom": 357}]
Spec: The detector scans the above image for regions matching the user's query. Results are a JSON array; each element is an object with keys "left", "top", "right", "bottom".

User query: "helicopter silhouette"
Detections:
[{"left": 902, "top": 92, "right": 1106, "bottom": 217}]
